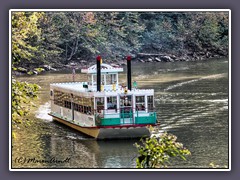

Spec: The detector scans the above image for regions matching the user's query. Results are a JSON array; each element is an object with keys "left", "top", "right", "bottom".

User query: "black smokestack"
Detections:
[
  {"left": 96, "top": 55, "right": 101, "bottom": 91},
  {"left": 127, "top": 56, "right": 132, "bottom": 91}
]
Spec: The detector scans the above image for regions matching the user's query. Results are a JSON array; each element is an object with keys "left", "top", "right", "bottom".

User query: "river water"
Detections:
[{"left": 12, "top": 58, "right": 229, "bottom": 169}]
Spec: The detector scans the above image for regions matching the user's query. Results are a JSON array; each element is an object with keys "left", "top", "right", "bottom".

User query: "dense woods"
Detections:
[{"left": 12, "top": 11, "right": 229, "bottom": 72}]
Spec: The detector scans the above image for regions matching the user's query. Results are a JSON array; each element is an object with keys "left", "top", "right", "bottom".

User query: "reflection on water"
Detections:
[
  {"left": 12, "top": 120, "right": 138, "bottom": 168},
  {"left": 12, "top": 58, "right": 229, "bottom": 169}
]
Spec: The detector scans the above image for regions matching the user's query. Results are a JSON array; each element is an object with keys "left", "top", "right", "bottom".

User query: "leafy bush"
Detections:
[
  {"left": 135, "top": 132, "right": 191, "bottom": 168},
  {"left": 12, "top": 78, "right": 40, "bottom": 124}
]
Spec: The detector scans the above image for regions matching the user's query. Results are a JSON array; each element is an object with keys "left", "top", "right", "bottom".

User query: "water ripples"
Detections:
[
  {"left": 35, "top": 102, "right": 52, "bottom": 121},
  {"left": 13, "top": 58, "right": 229, "bottom": 168}
]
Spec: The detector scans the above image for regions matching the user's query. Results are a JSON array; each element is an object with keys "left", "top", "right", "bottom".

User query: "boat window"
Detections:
[
  {"left": 88, "top": 75, "right": 92, "bottom": 85},
  {"left": 64, "top": 100, "right": 72, "bottom": 109},
  {"left": 92, "top": 74, "right": 105, "bottom": 85},
  {"left": 107, "top": 96, "right": 117, "bottom": 110},
  {"left": 88, "top": 106, "right": 93, "bottom": 115},
  {"left": 82, "top": 106, "right": 93, "bottom": 115},
  {"left": 120, "top": 96, "right": 132, "bottom": 116},
  {"left": 95, "top": 97, "right": 104, "bottom": 113},
  {"left": 106, "top": 74, "right": 117, "bottom": 85},
  {"left": 73, "top": 103, "right": 77, "bottom": 111},
  {"left": 83, "top": 106, "right": 88, "bottom": 114},
  {"left": 101, "top": 74, "right": 105, "bottom": 85},
  {"left": 120, "top": 95, "right": 132, "bottom": 107},
  {"left": 136, "top": 96, "right": 145, "bottom": 111},
  {"left": 83, "top": 106, "right": 90, "bottom": 114},
  {"left": 92, "top": 74, "right": 96, "bottom": 85},
  {"left": 73, "top": 103, "right": 82, "bottom": 112},
  {"left": 72, "top": 96, "right": 94, "bottom": 115},
  {"left": 147, "top": 96, "right": 154, "bottom": 112}
]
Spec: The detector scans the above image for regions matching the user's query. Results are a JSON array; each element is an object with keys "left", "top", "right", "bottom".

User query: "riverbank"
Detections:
[
  {"left": 135, "top": 48, "right": 228, "bottom": 63},
  {"left": 12, "top": 49, "right": 228, "bottom": 76}
]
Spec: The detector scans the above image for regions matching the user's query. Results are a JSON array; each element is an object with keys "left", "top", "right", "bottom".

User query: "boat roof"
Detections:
[
  {"left": 51, "top": 82, "right": 87, "bottom": 92},
  {"left": 81, "top": 63, "right": 123, "bottom": 74},
  {"left": 50, "top": 82, "right": 154, "bottom": 96}
]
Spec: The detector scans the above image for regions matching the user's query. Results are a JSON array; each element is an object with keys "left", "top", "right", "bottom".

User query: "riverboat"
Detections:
[{"left": 48, "top": 56, "right": 157, "bottom": 139}]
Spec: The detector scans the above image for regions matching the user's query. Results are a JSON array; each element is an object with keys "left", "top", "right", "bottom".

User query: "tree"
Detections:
[
  {"left": 12, "top": 11, "right": 228, "bottom": 67},
  {"left": 95, "top": 12, "right": 145, "bottom": 58},
  {"left": 47, "top": 12, "right": 106, "bottom": 63},
  {"left": 37, "top": 12, "right": 63, "bottom": 64},
  {"left": 46, "top": 12, "right": 145, "bottom": 62},
  {"left": 12, "top": 12, "right": 44, "bottom": 65},
  {"left": 139, "top": 11, "right": 229, "bottom": 56},
  {"left": 135, "top": 132, "right": 191, "bottom": 168}
]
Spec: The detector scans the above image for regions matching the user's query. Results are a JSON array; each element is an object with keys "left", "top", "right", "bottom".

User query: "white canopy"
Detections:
[{"left": 81, "top": 63, "right": 123, "bottom": 74}]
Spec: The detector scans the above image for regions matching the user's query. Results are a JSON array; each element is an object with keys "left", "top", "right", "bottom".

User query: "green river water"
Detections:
[{"left": 12, "top": 58, "right": 229, "bottom": 169}]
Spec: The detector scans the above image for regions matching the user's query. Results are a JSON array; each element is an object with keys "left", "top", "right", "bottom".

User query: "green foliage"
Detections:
[
  {"left": 11, "top": 11, "right": 229, "bottom": 70},
  {"left": 45, "top": 12, "right": 105, "bottom": 63},
  {"left": 95, "top": 12, "right": 145, "bottom": 58},
  {"left": 34, "top": 68, "right": 45, "bottom": 73},
  {"left": 12, "top": 12, "right": 44, "bottom": 64},
  {"left": 12, "top": 78, "right": 40, "bottom": 124},
  {"left": 43, "top": 12, "right": 145, "bottom": 62},
  {"left": 26, "top": 67, "right": 45, "bottom": 75},
  {"left": 12, "top": 11, "right": 61, "bottom": 69},
  {"left": 135, "top": 132, "right": 191, "bottom": 168},
  {"left": 140, "top": 12, "right": 229, "bottom": 54}
]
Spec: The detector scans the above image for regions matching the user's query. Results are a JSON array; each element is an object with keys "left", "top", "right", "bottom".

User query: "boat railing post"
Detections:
[
  {"left": 118, "top": 108, "right": 121, "bottom": 122},
  {"left": 132, "top": 108, "right": 136, "bottom": 124},
  {"left": 130, "top": 108, "right": 133, "bottom": 124},
  {"left": 137, "top": 109, "right": 139, "bottom": 124},
  {"left": 154, "top": 112, "right": 157, "bottom": 123},
  {"left": 94, "top": 111, "right": 97, "bottom": 126},
  {"left": 123, "top": 108, "right": 125, "bottom": 125},
  {"left": 103, "top": 109, "right": 105, "bottom": 119},
  {"left": 129, "top": 108, "right": 131, "bottom": 124},
  {"left": 71, "top": 93, "right": 74, "bottom": 121}
]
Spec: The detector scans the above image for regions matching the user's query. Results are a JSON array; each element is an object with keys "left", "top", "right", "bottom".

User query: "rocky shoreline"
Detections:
[
  {"left": 135, "top": 47, "right": 228, "bottom": 63},
  {"left": 13, "top": 49, "right": 228, "bottom": 76}
]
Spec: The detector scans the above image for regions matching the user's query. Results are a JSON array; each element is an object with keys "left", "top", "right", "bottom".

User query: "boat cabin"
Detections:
[{"left": 81, "top": 63, "right": 122, "bottom": 92}]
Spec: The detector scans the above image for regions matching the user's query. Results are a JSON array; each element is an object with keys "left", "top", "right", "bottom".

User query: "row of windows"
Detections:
[
  {"left": 73, "top": 103, "right": 93, "bottom": 115},
  {"left": 89, "top": 74, "right": 117, "bottom": 85},
  {"left": 54, "top": 91, "right": 94, "bottom": 115},
  {"left": 54, "top": 90, "right": 154, "bottom": 113},
  {"left": 62, "top": 101, "right": 94, "bottom": 115},
  {"left": 62, "top": 101, "right": 153, "bottom": 114}
]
